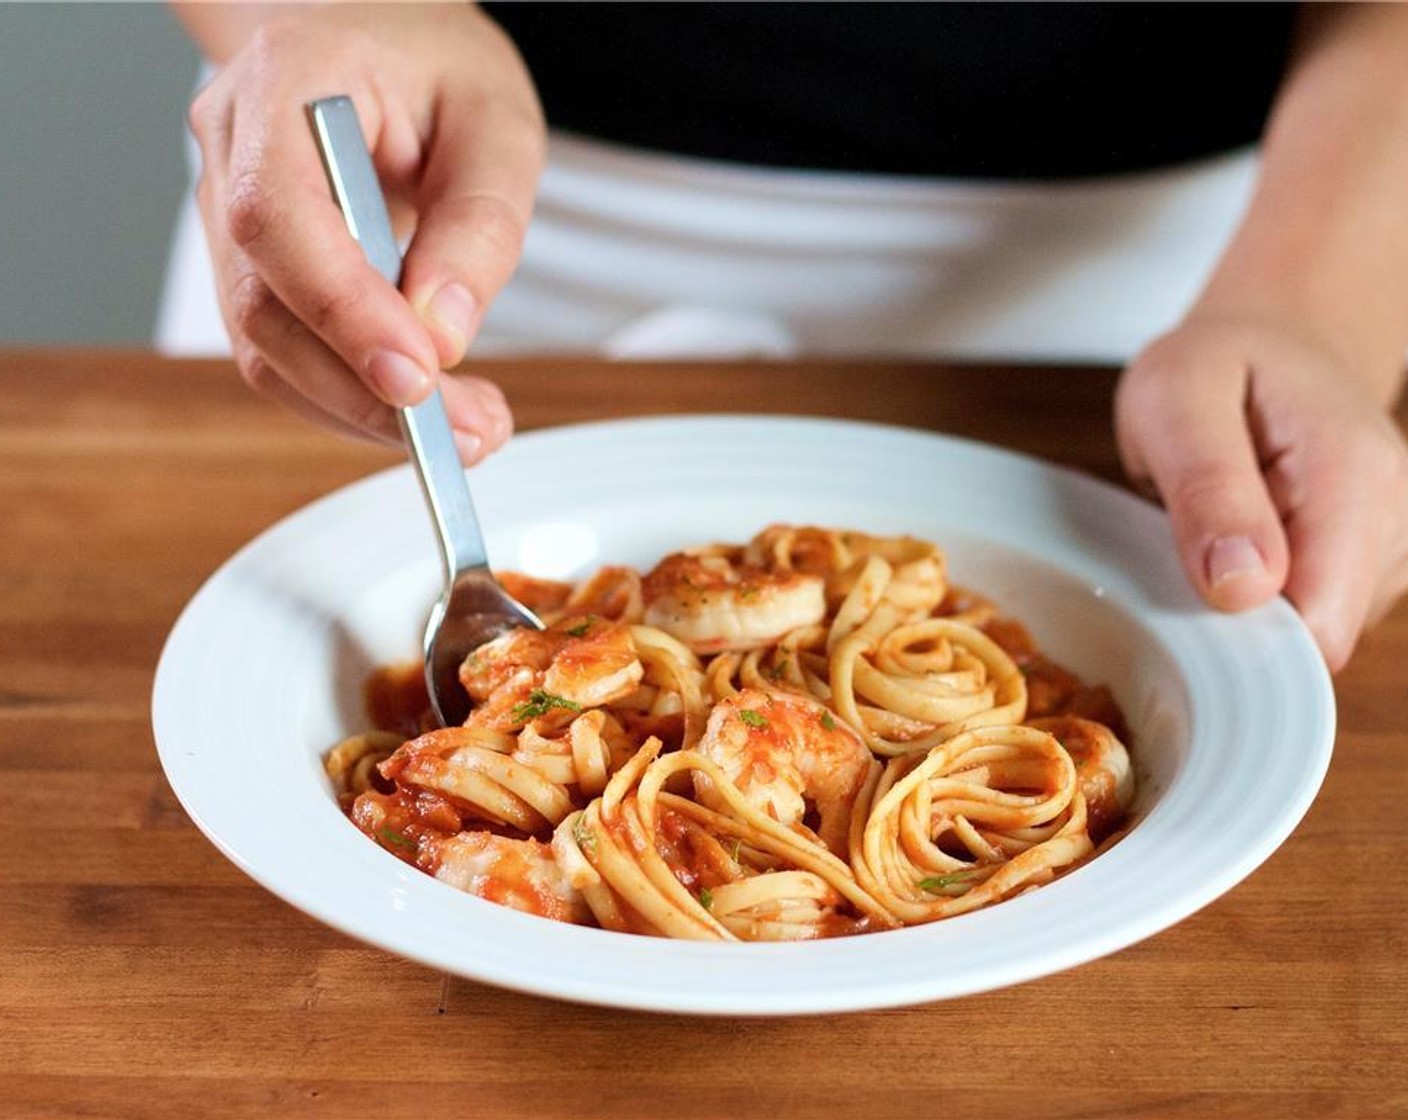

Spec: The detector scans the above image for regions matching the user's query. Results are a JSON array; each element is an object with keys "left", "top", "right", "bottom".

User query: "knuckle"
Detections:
[
  {"left": 226, "top": 171, "right": 276, "bottom": 251},
  {"left": 228, "top": 272, "right": 280, "bottom": 339},
  {"left": 187, "top": 85, "right": 218, "bottom": 143},
  {"left": 1128, "top": 332, "right": 1190, "bottom": 381},
  {"left": 1115, "top": 351, "right": 1181, "bottom": 428},
  {"left": 1112, "top": 372, "right": 1155, "bottom": 432}
]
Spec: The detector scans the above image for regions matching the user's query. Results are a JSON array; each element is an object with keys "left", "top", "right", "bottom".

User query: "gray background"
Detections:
[{"left": 0, "top": 3, "right": 199, "bottom": 344}]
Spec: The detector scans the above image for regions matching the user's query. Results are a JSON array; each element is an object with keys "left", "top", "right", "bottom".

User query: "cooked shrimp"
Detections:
[
  {"left": 642, "top": 550, "right": 826, "bottom": 654},
  {"left": 459, "top": 627, "right": 559, "bottom": 704},
  {"left": 421, "top": 831, "right": 590, "bottom": 925},
  {"left": 542, "top": 618, "right": 643, "bottom": 708},
  {"left": 460, "top": 616, "right": 644, "bottom": 730},
  {"left": 694, "top": 688, "right": 874, "bottom": 853},
  {"left": 1027, "top": 716, "right": 1134, "bottom": 842}
]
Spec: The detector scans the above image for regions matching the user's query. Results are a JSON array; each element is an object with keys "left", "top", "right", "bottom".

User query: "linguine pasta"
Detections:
[{"left": 326, "top": 525, "right": 1134, "bottom": 940}]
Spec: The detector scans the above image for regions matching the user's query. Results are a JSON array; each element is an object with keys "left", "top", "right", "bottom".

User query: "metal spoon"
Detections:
[{"left": 307, "top": 95, "right": 541, "bottom": 727}]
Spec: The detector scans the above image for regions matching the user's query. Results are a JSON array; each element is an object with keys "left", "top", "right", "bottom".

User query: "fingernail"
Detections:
[
  {"left": 1206, "top": 535, "right": 1265, "bottom": 604},
  {"left": 425, "top": 282, "right": 477, "bottom": 360},
  {"left": 366, "top": 349, "right": 432, "bottom": 406},
  {"left": 453, "top": 430, "right": 482, "bottom": 464}
]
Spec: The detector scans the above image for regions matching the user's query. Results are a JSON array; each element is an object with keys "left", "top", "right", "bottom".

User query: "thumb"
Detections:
[
  {"left": 399, "top": 101, "right": 544, "bottom": 368},
  {"left": 1115, "top": 350, "right": 1290, "bottom": 612}
]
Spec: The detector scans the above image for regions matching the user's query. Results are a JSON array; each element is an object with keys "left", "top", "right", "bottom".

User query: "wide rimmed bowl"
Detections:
[{"left": 153, "top": 416, "right": 1334, "bottom": 1015}]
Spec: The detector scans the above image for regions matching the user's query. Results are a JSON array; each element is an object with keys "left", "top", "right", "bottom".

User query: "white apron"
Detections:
[{"left": 157, "top": 130, "right": 1257, "bottom": 363}]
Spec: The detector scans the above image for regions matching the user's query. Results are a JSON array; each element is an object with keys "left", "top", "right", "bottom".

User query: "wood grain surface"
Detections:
[{"left": 2, "top": 350, "right": 1405, "bottom": 1120}]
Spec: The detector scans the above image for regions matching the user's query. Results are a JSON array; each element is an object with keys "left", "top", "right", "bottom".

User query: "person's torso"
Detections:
[{"left": 483, "top": 1, "right": 1299, "bottom": 179}]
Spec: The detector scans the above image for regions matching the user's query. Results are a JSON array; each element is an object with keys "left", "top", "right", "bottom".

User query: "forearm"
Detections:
[
  {"left": 172, "top": 3, "right": 310, "bottom": 63},
  {"left": 1191, "top": 3, "right": 1408, "bottom": 406},
  {"left": 173, "top": 2, "right": 463, "bottom": 64}
]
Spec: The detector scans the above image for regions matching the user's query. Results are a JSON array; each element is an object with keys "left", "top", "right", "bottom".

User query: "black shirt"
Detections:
[{"left": 483, "top": 2, "right": 1299, "bottom": 179}]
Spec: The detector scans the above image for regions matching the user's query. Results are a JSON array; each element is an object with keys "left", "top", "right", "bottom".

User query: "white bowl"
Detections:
[{"left": 152, "top": 416, "right": 1334, "bottom": 1014}]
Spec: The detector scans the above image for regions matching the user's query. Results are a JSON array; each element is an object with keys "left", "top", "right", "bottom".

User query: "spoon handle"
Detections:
[{"left": 306, "top": 94, "right": 490, "bottom": 580}]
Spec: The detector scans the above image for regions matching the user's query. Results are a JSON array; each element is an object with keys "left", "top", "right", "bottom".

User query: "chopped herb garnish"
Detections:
[
  {"left": 820, "top": 711, "right": 836, "bottom": 731},
  {"left": 738, "top": 708, "right": 769, "bottom": 729},
  {"left": 378, "top": 827, "right": 416, "bottom": 851},
  {"left": 918, "top": 871, "right": 975, "bottom": 893},
  {"left": 738, "top": 585, "right": 759, "bottom": 600},
  {"left": 511, "top": 689, "right": 583, "bottom": 723},
  {"left": 698, "top": 888, "right": 714, "bottom": 911},
  {"left": 564, "top": 617, "right": 596, "bottom": 638}
]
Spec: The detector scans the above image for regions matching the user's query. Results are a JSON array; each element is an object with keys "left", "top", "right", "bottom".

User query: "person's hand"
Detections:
[
  {"left": 186, "top": 3, "right": 544, "bottom": 461},
  {"left": 1115, "top": 315, "right": 1408, "bottom": 670}
]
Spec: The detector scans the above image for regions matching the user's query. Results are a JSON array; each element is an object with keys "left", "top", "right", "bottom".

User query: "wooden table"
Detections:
[{"left": 3, "top": 350, "right": 1405, "bottom": 1120}]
